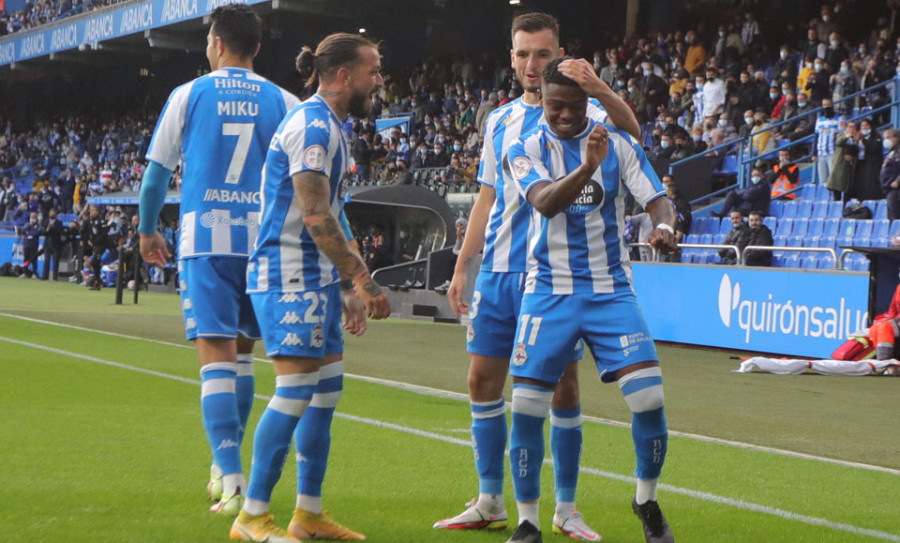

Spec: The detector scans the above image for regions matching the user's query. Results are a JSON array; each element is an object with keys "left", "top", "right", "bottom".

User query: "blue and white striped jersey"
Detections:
[
  {"left": 815, "top": 115, "right": 844, "bottom": 156},
  {"left": 247, "top": 95, "right": 349, "bottom": 293},
  {"left": 146, "top": 67, "right": 298, "bottom": 259},
  {"left": 507, "top": 118, "right": 666, "bottom": 295},
  {"left": 477, "top": 97, "right": 608, "bottom": 272}
]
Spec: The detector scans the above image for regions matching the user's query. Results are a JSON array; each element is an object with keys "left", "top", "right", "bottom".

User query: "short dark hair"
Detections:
[
  {"left": 296, "top": 33, "right": 379, "bottom": 87},
  {"left": 511, "top": 12, "right": 559, "bottom": 45},
  {"left": 209, "top": 4, "right": 261, "bottom": 59},
  {"left": 542, "top": 56, "right": 578, "bottom": 87},
  {"left": 749, "top": 211, "right": 763, "bottom": 219}
]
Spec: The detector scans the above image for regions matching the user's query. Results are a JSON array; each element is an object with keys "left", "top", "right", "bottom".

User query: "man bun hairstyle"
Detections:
[
  {"left": 542, "top": 56, "right": 578, "bottom": 87},
  {"left": 209, "top": 4, "right": 261, "bottom": 60},
  {"left": 511, "top": 12, "right": 559, "bottom": 45},
  {"left": 296, "top": 33, "right": 379, "bottom": 88}
]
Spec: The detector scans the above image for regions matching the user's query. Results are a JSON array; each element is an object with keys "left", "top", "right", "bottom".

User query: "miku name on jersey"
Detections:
[{"left": 217, "top": 101, "right": 259, "bottom": 116}]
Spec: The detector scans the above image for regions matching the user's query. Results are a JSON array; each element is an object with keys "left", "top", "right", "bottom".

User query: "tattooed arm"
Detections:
[{"left": 293, "top": 171, "right": 391, "bottom": 319}]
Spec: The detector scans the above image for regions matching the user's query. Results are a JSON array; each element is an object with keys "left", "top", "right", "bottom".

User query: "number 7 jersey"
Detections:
[{"left": 146, "top": 67, "right": 298, "bottom": 259}]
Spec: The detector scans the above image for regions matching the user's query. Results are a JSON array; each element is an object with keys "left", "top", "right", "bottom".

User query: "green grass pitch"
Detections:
[{"left": 1, "top": 277, "right": 898, "bottom": 542}]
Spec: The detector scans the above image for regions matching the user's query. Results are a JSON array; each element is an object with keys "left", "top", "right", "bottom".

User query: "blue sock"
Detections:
[
  {"left": 295, "top": 361, "right": 343, "bottom": 498},
  {"left": 246, "top": 372, "right": 319, "bottom": 504},
  {"left": 618, "top": 367, "right": 668, "bottom": 481},
  {"left": 550, "top": 406, "right": 582, "bottom": 504},
  {"left": 236, "top": 354, "right": 255, "bottom": 445},
  {"left": 200, "top": 362, "right": 241, "bottom": 476},
  {"left": 509, "top": 384, "right": 552, "bottom": 503},
  {"left": 471, "top": 398, "right": 506, "bottom": 496}
]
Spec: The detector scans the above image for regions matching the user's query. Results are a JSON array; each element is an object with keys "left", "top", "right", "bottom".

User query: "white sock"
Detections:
[
  {"left": 210, "top": 463, "right": 223, "bottom": 479},
  {"left": 517, "top": 500, "right": 539, "bottom": 527},
  {"left": 243, "top": 498, "right": 268, "bottom": 516},
  {"left": 555, "top": 501, "right": 575, "bottom": 517},
  {"left": 635, "top": 478, "right": 659, "bottom": 504},
  {"left": 223, "top": 473, "right": 246, "bottom": 497},
  {"left": 237, "top": 353, "right": 253, "bottom": 363},
  {"left": 476, "top": 493, "right": 504, "bottom": 513},
  {"left": 297, "top": 494, "right": 322, "bottom": 514}
]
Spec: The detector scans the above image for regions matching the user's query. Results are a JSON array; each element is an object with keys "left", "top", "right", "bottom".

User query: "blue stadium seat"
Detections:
[
  {"left": 800, "top": 254, "right": 818, "bottom": 269},
  {"left": 827, "top": 201, "right": 843, "bottom": 219},
  {"left": 796, "top": 200, "right": 813, "bottom": 218},
  {"left": 822, "top": 218, "right": 841, "bottom": 238},
  {"left": 713, "top": 154, "right": 739, "bottom": 177},
  {"left": 890, "top": 219, "right": 900, "bottom": 240},
  {"left": 811, "top": 201, "right": 829, "bottom": 219},
  {"left": 807, "top": 218, "right": 825, "bottom": 238},
  {"left": 815, "top": 184, "right": 831, "bottom": 201},
  {"left": 713, "top": 233, "right": 726, "bottom": 244},
  {"left": 837, "top": 219, "right": 857, "bottom": 247},
  {"left": 775, "top": 218, "right": 794, "bottom": 237},
  {"left": 789, "top": 218, "right": 809, "bottom": 246},
  {"left": 782, "top": 254, "right": 801, "bottom": 269},
  {"left": 719, "top": 218, "right": 734, "bottom": 235},
  {"left": 763, "top": 216, "right": 777, "bottom": 232},
  {"left": 816, "top": 254, "right": 836, "bottom": 269},
  {"left": 854, "top": 220, "right": 874, "bottom": 247},
  {"left": 782, "top": 201, "right": 799, "bottom": 219},
  {"left": 797, "top": 185, "right": 816, "bottom": 200},
  {"left": 862, "top": 200, "right": 880, "bottom": 218},
  {"left": 705, "top": 216, "right": 721, "bottom": 234},
  {"left": 768, "top": 200, "right": 784, "bottom": 218},
  {"left": 689, "top": 217, "right": 707, "bottom": 236},
  {"left": 871, "top": 219, "right": 891, "bottom": 247},
  {"left": 875, "top": 200, "right": 888, "bottom": 221},
  {"left": 699, "top": 234, "right": 714, "bottom": 245}
]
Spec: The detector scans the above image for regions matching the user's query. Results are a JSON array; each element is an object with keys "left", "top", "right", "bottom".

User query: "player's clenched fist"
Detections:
[{"left": 585, "top": 125, "right": 609, "bottom": 171}]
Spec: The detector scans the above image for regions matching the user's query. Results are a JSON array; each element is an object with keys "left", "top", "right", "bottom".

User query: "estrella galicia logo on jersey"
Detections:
[
  {"left": 279, "top": 311, "right": 302, "bottom": 325},
  {"left": 510, "top": 156, "right": 532, "bottom": 180},
  {"left": 568, "top": 180, "right": 604, "bottom": 215},
  {"left": 307, "top": 118, "right": 329, "bottom": 131},
  {"left": 311, "top": 324, "right": 324, "bottom": 348},
  {"left": 281, "top": 333, "right": 304, "bottom": 346},
  {"left": 512, "top": 344, "right": 528, "bottom": 366},
  {"left": 303, "top": 145, "right": 326, "bottom": 170},
  {"left": 278, "top": 292, "right": 302, "bottom": 304}
]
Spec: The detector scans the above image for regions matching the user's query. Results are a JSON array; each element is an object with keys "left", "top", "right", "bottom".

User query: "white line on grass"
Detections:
[
  {"left": 3, "top": 311, "right": 900, "bottom": 478},
  {"left": 3, "top": 334, "right": 899, "bottom": 543}
]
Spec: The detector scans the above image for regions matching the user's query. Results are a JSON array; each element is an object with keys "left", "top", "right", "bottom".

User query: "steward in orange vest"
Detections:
[{"left": 771, "top": 149, "right": 799, "bottom": 199}]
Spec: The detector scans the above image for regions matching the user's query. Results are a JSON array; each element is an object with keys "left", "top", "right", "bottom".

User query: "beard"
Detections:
[{"left": 348, "top": 88, "right": 372, "bottom": 118}]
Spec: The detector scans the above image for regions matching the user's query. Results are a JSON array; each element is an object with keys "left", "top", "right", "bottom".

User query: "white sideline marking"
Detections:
[
  {"left": 3, "top": 334, "right": 899, "bottom": 542},
  {"left": 3, "top": 311, "right": 900, "bottom": 477}
]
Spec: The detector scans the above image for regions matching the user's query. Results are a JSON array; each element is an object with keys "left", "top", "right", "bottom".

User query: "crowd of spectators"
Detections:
[{"left": 0, "top": 0, "right": 126, "bottom": 36}]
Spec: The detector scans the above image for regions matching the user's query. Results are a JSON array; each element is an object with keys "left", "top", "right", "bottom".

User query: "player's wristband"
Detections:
[
  {"left": 655, "top": 223, "right": 675, "bottom": 234},
  {"left": 340, "top": 279, "right": 354, "bottom": 291}
]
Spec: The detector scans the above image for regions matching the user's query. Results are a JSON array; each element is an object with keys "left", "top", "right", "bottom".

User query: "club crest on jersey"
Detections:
[
  {"left": 568, "top": 179, "right": 604, "bottom": 215},
  {"left": 311, "top": 324, "right": 324, "bottom": 348},
  {"left": 511, "top": 156, "right": 532, "bottom": 180},
  {"left": 303, "top": 145, "right": 326, "bottom": 170},
  {"left": 512, "top": 344, "right": 528, "bottom": 366}
]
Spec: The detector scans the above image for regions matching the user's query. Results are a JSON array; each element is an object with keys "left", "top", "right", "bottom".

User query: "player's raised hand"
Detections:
[
  {"left": 558, "top": 58, "right": 608, "bottom": 97},
  {"left": 140, "top": 232, "right": 171, "bottom": 268},
  {"left": 341, "top": 289, "right": 368, "bottom": 336},
  {"left": 650, "top": 226, "right": 678, "bottom": 254},
  {"left": 447, "top": 270, "right": 468, "bottom": 318},
  {"left": 585, "top": 125, "right": 609, "bottom": 170}
]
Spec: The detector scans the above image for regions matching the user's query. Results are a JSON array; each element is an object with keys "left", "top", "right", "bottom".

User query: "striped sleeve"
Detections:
[
  {"left": 477, "top": 111, "right": 500, "bottom": 187},
  {"left": 613, "top": 128, "right": 665, "bottom": 207},
  {"left": 145, "top": 81, "right": 194, "bottom": 170},
  {"left": 282, "top": 108, "right": 332, "bottom": 178},
  {"left": 507, "top": 131, "right": 552, "bottom": 199}
]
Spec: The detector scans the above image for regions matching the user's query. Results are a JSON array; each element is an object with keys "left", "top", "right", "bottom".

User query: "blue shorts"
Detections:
[
  {"left": 466, "top": 271, "right": 526, "bottom": 358},
  {"left": 509, "top": 290, "right": 658, "bottom": 384},
  {"left": 179, "top": 257, "right": 260, "bottom": 341},
  {"left": 250, "top": 283, "right": 343, "bottom": 359}
]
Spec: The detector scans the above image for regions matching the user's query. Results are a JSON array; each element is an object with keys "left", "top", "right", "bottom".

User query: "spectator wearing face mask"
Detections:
[
  {"left": 852, "top": 118, "right": 884, "bottom": 201},
  {"left": 426, "top": 142, "right": 450, "bottom": 168},
  {"left": 831, "top": 60, "right": 859, "bottom": 112},
  {"left": 814, "top": 98, "right": 844, "bottom": 185},
  {"left": 827, "top": 121, "right": 860, "bottom": 202},
  {"left": 717, "top": 112, "right": 738, "bottom": 141},
  {"left": 782, "top": 93, "right": 815, "bottom": 142},
  {"left": 715, "top": 167, "right": 771, "bottom": 218},
  {"left": 805, "top": 57, "right": 831, "bottom": 106},
  {"left": 880, "top": 129, "right": 900, "bottom": 220},
  {"left": 772, "top": 46, "right": 798, "bottom": 88},
  {"left": 648, "top": 134, "right": 675, "bottom": 160}
]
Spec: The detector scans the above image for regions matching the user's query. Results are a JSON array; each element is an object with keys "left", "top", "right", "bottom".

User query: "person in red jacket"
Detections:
[{"left": 869, "top": 279, "right": 900, "bottom": 360}]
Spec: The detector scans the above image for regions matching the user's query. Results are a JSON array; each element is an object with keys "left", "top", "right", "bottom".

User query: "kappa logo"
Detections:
[
  {"left": 183, "top": 298, "right": 193, "bottom": 311},
  {"left": 281, "top": 333, "right": 304, "bottom": 346},
  {"left": 311, "top": 324, "right": 324, "bottom": 348},
  {"left": 512, "top": 344, "right": 528, "bottom": 366},
  {"left": 279, "top": 311, "right": 302, "bottom": 325},
  {"left": 217, "top": 439, "right": 238, "bottom": 450},
  {"left": 179, "top": 280, "right": 187, "bottom": 291},
  {"left": 185, "top": 317, "right": 197, "bottom": 330},
  {"left": 296, "top": 452, "right": 309, "bottom": 463},
  {"left": 278, "top": 292, "right": 302, "bottom": 303},
  {"left": 511, "top": 156, "right": 532, "bottom": 180},
  {"left": 307, "top": 118, "right": 329, "bottom": 130},
  {"left": 303, "top": 145, "right": 326, "bottom": 170}
]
